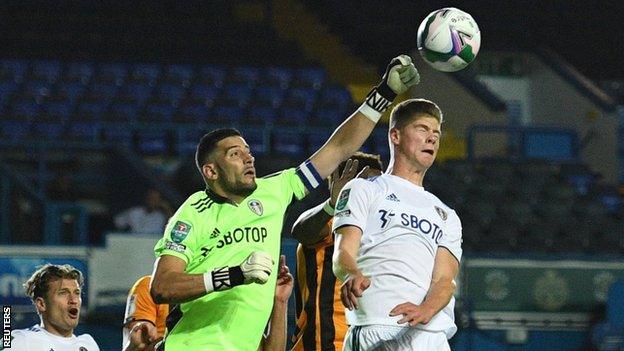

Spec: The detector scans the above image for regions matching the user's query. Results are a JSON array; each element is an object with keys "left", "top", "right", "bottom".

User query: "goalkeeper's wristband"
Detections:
[
  {"left": 203, "top": 266, "right": 245, "bottom": 293},
  {"left": 357, "top": 84, "right": 398, "bottom": 123}
]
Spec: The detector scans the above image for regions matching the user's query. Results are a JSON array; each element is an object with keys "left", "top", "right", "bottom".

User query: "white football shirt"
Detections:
[
  {"left": 8, "top": 325, "right": 99, "bottom": 351},
  {"left": 332, "top": 173, "right": 462, "bottom": 338}
]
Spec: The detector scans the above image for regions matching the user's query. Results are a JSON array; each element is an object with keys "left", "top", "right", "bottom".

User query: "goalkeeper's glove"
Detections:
[
  {"left": 203, "top": 251, "right": 274, "bottom": 293},
  {"left": 358, "top": 54, "right": 420, "bottom": 122}
]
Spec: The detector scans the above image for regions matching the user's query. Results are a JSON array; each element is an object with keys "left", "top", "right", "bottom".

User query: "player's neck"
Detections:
[
  {"left": 206, "top": 185, "right": 244, "bottom": 205},
  {"left": 389, "top": 161, "right": 426, "bottom": 187},
  {"left": 41, "top": 319, "right": 73, "bottom": 338}
]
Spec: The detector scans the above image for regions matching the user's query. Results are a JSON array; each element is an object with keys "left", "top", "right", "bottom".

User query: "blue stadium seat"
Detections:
[
  {"left": 253, "top": 86, "right": 285, "bottom": 108},
  {"left": 0, "top": 120, "right": 31, "bottom": 140},
  {"left": 164, "top": 64, "right": 194, "bottom": 85},
  {"left": 307, "top": 132, "right": 329, "bottom": 154},
  {"left": 175, "top": 129, "right": 205, "bottom": 155},
  {"left": 189, "top": 84, "right": 220, "bottom": 105},
  {"left": 246, "top": 107, "right": 278, "bottom": 125},
  {"left": 11, "top": 100, "right": 41, "bottom": 120},
  {"left": 292, "top": 68, "right": 326, "bottom": 90},
  {"left": 155, "top": 84, "right": 186, "bottom": 105},
  {"left": 119, "top": 83, "right": 153, "bottom": 104},
  {"left": 23, "top": 81, "right": 53, "bottom": 101},
  {"left": 283, "top": 88, "right": 317, "bottom": 111},
  {"left": 87, "top": 83, "right": 119, "bottom": 101},
  {"left": 177, "top": 104, "right": 210, "bottom": 123},
  {"left": 102, "top": 125, "right": 134, "bottom": 147},
  {"left": 57, "top": 82, "right": 87, "bottom": 103},
  {"left": 211, "top": 106, "right": 244, "bottom": 124},
  {"left": 96, "top": 63, "right": 129, "bottom": 84},
  {"left": 137, "top": 129, "right": 168, "bottom": 154},
  {"left": 230, "top": 67, "right": 260, "bottom": 87},
  {"left": 66, "top": 122, "right": 100, "bottom": 142},
  {"left": 198, "top": 65, "right": 226, "bottom": 87},
  {"left": 31, "top": 60, "right": 61, "bottom": 82},
  {"left": 0, "top": 59, "right": 28, "bottom": 82},
  {"left": 238, "top": 129, "right": 267, "bottom": 155},
  {"left": 222, "top": 84, "right": 253, "bottom": 107},
  {"left": 32, "top": 122, "right": 65, "bottom": 139},
  {"left": 145, "top": 104, "right": 176, "bottom": 122},
  {"left": 131, "top": 64, "right": 161, "bottom": 86},
  {"left": 272, "top": 131, "right": 304, "bottom": 157},
  {"left": 65, "top": 62, "right": 95, "bottom": 84},
  {"left": 314, "top": 107, "right": 345, "bottom": 126},
  {"left": 0, "top": 81, "right": 18, "bottom": 108},
  {"left": 109, "top": 103, "right": 141, "bottom": 122},
  {"left": 318, "top": 85, "right": 353, "bottom": 110},
  {"left": 262, "top": 67, "right": 292, "bottom": 89},
  {"left": 278, "top": 107, "right": 310, "bottom": 125},
  {"left": 76, "top": 102, "right": 108, "bottom": 120},
  {"left": 46, "top": 101, "right": 73, "bottom": 121}
]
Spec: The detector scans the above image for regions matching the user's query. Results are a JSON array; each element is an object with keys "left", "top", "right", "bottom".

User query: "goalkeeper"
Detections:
[{"left": 150, "top": 55, "right": 420, "bottom": 350}]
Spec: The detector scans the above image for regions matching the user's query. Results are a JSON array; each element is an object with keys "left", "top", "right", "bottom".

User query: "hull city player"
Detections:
[
  {"left": 150, "top": 55, "right": 420, "bottom": 350},
  {"left": 333, "top": 99, "right": 462, "bottom": 351},
  {"left": 290, "top": 153, "right": 383, "bottom": 351}
]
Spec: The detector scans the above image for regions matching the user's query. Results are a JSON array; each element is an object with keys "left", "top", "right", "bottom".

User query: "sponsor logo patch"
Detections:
[
  {"left": 171, "top": 221, "right": 192, "bottom": 243},
  {"left": 248, "top": 199, "right": 263, "bottom": 216},
  {"left": 335, "top": 209, "right": 351, "bottom": 217},
  {"left": 434, "top": 206, "right": 448, "bottom": 221},
  {"left": 335, "top": 189, "right": 351, "bottom": 211},
  {"left": 165, "top": 240, "right": 187, "bottom": 253}
]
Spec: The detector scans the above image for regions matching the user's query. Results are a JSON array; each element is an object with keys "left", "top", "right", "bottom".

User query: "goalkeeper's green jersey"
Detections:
[{"left": 154, "top": 162, "right": 321, "bottom": 351}]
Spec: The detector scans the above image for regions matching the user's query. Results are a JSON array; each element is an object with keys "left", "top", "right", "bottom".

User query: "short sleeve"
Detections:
[
  {"left": 331, "top": 178, "right": 375, "bottom": 233},
  {"left": 124, "top": 276, "right": 157, "bottom": 326},
  {"left": 438, "top": 210, "right": 462, "bottom": 263},
  {"left": 153, "top": 209, "right": 198, "bottom": 264}
]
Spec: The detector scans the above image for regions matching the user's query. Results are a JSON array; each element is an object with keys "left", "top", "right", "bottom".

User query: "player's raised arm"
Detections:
[
  {"left": 150, "top": 251, "right": 274, "bottom": 304},
  {"left": 307, "top": 55, "right": 419, "bottom": 180}
]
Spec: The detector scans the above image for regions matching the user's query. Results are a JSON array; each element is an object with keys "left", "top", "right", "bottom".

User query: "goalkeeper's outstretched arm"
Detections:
[
  {"left": 307, "top": 55, "right": 419, "bottom": 181},
  {"left": 150, "top": 251, "right": 274, "bottom": 304}
]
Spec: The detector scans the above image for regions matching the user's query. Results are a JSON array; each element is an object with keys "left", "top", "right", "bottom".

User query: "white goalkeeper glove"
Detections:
[
  {"left": 239, "top": 251, "right": 273, "bottom": 284},
  {"left": 203, "top": 251, "right": 274, "bottom": 293},
  {"left": 358, "top": 54, "right": 420, "bottom": 122}
]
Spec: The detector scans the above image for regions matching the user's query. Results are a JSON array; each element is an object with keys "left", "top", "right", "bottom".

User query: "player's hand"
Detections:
[
  {"left": 126, "top": 322, "right": 161, "bottom": 351},
  {"left": 389, "top": 302, "right": 436, "bottom": 326},
  {"left": 329, "top": 159, "right": 361, "bottom": 207},
  {"left": 240, "top": 251, "right": 274, "bottom": 284},
  {"left": 274, "top": 255, "right": 294, "bottom": 303},
  {"left": 340, "top": 274, "right": 371, "bottom": 310},
  {"left": 383, "top": 54, "right": 420, "bottom": 95}
]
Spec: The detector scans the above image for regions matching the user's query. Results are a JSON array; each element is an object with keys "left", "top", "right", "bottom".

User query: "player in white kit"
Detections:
[
  {"left": 7, "top": 263, "right": 100, "bottom": 351},
  {"left": 332, "top": 99, "right": 462, "bottom": 351}
]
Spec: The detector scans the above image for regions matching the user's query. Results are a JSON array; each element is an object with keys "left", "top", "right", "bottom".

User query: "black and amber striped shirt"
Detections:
[{"left": 291, "top": 219, "right": 348, "bottom": 351}]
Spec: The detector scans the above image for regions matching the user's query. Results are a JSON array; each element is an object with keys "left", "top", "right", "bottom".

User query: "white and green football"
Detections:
[{"left": 417, "top": 7, "right": 481, "bottom": 72}]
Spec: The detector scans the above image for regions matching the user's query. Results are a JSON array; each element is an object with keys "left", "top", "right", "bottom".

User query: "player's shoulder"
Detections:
[
  {"left": 347, "top": 174, "right": 383, "bottom": 191},
  {"left": 11, "top": 325, "right": 43, "bottom": 337},
  {"left": 76, "top": 333, "right": 99, "bottom": 348},
  {"left": 259, "top": 167, "right": 295, "bottom": 182}
]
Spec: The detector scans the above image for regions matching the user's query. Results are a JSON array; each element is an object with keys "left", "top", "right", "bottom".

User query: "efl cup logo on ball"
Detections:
[{"left": 417, "top": 7, "right": 481, "bottom": 72}]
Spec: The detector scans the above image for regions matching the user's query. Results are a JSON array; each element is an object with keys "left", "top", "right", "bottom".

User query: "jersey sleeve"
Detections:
[
  {"left": 331, "top": 178, "right": 375, "bottom": 233},
  {"left": 153, "top": 201, "right": 200, "bottom": 264},
  {"left": 124, "top": 276, "right": 158, "bottom": 326},
  {"left": 438, "top": 209, "right": 462, "bottom": 263}
]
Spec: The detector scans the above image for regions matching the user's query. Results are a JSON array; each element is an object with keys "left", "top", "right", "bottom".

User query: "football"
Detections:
[{"left": 417, "top": 7, "right": 481, "bottom": 72}]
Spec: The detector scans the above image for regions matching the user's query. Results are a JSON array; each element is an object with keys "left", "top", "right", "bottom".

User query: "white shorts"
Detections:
[{"left": 343, "top": 325, "right": 450, "bottom": 351}]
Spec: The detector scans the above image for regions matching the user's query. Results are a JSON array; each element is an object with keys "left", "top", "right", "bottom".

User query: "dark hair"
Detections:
[
  {"left": 389, "top": 98, "right": 443, "bottom": 130},
  {"left": 24, "top": 264, "right": 84, "bottom": 301},
  {"left": 335, "top": 151, "right": 384, "bottom": 177},
  {"left": 195, "top": 128, "right": 242, "bottom": 171}
]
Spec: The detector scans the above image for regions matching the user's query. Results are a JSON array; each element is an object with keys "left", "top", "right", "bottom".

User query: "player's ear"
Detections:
[
  {"left": 389, "top": 127, "right": 400, "bottom": 146},
  {"left": 202, "top": 163, "right": 218, "bottom": 180},
  {"left": 35, "top": 296, "right": 46, "bottom": 313}
]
